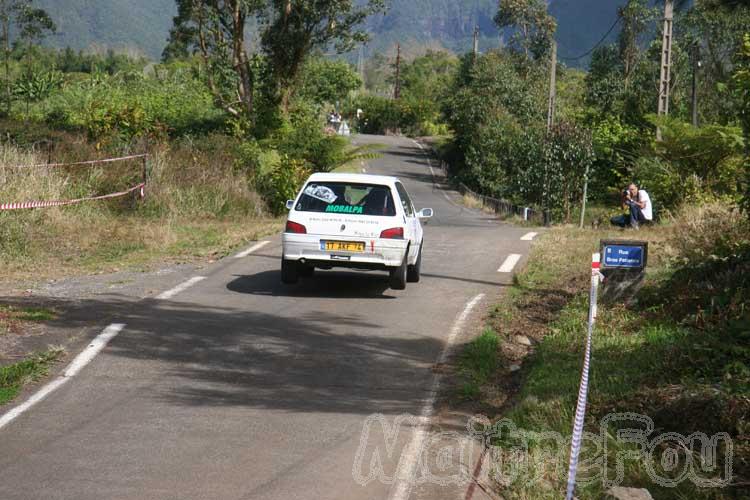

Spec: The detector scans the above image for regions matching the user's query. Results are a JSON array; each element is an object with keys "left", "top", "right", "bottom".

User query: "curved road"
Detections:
[{"left": 0, "top": 135, "right": 536, "bottom": 500}]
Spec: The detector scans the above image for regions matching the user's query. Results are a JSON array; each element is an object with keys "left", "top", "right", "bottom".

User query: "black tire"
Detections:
[
  {"left": 299, "top": 265, "right": 315, "bottom": 278},
  {"left": 389, "top": 253, "right": 408, "bottom": 290},
  {"left": 407, "top": 244, "right": 422, "bottom": 283},
  {"left": 281, "top": 259, "right": 299, "bottom": 284}
]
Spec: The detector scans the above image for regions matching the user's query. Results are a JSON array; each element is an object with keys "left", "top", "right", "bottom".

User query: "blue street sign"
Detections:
[{"left": 602, "top": 243, "right": 646, "bottom": 269}]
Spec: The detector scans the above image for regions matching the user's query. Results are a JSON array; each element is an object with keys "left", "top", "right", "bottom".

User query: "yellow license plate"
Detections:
[{"left": 324, "top": 241, "right": 365, "bottom": 252}]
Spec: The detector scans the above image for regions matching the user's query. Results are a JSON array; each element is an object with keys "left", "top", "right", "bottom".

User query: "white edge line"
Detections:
[
  {"left": 498, "top": 254, "right": 522, "bottom": 273},
  {"left": 64, "top": 323, "right": 125, "bottom": 377},
  {"left": 520, "top": 232, "right": 538, "bottom": 241},
  {"left": 0, "top": 322, "right": 126, "bottom": 431},
  {"left": 388, "top": 293, "right": 485, "bottom": 500},
  {"left": 234, "top": 240, "right": 270, "bottom": 259},
  {"left": 155, "top": 276, "right": 206, "bottom": 300},
  {"left": 412, "top": 139, "right": 455, "bottom": 204}
]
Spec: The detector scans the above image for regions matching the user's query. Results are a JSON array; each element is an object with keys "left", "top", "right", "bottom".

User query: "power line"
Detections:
[{"left": 559, "top": 16, "right": 622, "bottom": 61}]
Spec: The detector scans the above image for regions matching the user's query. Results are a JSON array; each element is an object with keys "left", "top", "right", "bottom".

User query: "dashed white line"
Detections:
[
  {"left": 234, "top": 240, "right": 270, "bottom": 259},
  {"left": 155, "top": 276, "right": 206, "bottom": 300},
  {"left": 498, "top": 254, "right": 522, "bottom": 273},
  {"left": 388, "top": 293, "right": 485, "bottom": 500},
  {"left": 0, "top": 323, "right": 126, "bottom": 431},
  {"left": 520, "top": 232, "right": 538, "bottom": 241}
]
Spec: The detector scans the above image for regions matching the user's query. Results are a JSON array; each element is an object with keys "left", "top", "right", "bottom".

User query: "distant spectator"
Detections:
[{"left": 610, "top": 183, "right": 653, "bottom": 229}]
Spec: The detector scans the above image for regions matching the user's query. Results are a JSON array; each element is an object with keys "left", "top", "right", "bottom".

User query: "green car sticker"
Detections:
[{"left": 325, "top": 205, "right": 364, "bottom": 214}]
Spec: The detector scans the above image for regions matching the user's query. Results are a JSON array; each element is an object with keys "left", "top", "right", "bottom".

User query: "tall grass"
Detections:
[
  {"left": 0, "top": 136, "right": 279, "bottom": 282},
  {"left": 473, "top": 203, "right": 749, "bottom": 499}
]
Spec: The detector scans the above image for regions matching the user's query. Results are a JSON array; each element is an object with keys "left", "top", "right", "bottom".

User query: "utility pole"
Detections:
[
  {"left": 657, "top": 0, "right": 674, "bottom": 139},
  {"left": 357, "top": 45, "right": 365, "bottom": 89},
  {"left": 546, "top": 40, "right": 557, "bottom": 132},
  {"left": 691, "top": 42, "right": 700, "bottom": 127},
  {"left": 2, "top": 9, "right": 10, "bottom": 117},
  {"left": 393, "top": 43, "right": 401, "bottom": 100},
  {"left": 473, "top": 25, "right": 480, "bottom": 61}
]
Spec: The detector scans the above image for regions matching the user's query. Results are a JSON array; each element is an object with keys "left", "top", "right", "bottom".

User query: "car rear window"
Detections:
[{"left": 295, "top": 182, "right": 397, "bottom": 216}]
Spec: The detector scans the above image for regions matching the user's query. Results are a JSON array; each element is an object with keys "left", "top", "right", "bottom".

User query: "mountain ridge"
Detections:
[{"left": 35, "top": 0, "right": 624, "bottom": 64}]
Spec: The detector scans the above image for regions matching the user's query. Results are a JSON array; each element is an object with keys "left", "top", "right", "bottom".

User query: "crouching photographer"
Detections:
[{"left": 610, "top": 183, "right": 653, "bottom": 229}]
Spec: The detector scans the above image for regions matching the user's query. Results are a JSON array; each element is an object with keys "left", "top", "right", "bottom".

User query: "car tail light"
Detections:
[
  {"left": 285, "top": 221, "right": 307, "bottom": 234},
  {"left": 380, "top": 227, "right": 404, "bottom": 239}
]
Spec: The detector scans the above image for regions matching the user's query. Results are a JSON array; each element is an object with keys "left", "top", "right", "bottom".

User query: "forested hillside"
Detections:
[
  {"left": 37, "top": 0, "right": 621, "bottom": 62},
  {"left": 36, "top": 0, "right": 175, "bottom": 59}
]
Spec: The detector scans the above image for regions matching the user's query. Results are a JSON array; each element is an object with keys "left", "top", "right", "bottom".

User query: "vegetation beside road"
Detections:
[
  {"left": 0, "top": 349, "right": 63, "bottom": 405},
  {"left": 457, "top": 204, "right": 749, "bottom": 498}
]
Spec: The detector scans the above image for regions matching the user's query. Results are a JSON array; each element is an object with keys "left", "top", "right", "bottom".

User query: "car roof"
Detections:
[{"left": 306, "top": 172, "right": 401, "bottom": 186}]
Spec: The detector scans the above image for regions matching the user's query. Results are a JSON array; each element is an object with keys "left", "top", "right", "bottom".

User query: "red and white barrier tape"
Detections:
[
  {"left": 0, "top": 183, "right": 145, "bottom": 211},
  {"left": 565, "top": 253, "right": 603, "bottom": 500},
  {"left": 2, "top": 153, "right": 148, "bottom": 170}
]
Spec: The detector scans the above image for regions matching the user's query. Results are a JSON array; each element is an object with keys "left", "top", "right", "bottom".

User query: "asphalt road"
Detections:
[{"left": 0, "top": 135, "right": 537, "bottom": 500}]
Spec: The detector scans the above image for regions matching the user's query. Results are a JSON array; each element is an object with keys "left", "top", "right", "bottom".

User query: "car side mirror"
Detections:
[
  {"left": 417, "top": 208, "right": 433, "bottom": 219},
  {"left": 286, "top": 200, "right": 295, "bottom": 210}
]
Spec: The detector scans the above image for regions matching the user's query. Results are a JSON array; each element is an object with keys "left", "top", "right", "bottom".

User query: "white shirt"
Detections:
[{"left": 638, "top": 190, "right": 653, "bottom": 220}]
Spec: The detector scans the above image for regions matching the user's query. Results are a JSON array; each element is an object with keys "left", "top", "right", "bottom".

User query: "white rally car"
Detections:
[{"left": 281, "top": 173, "right": 433, "bottom": 290}]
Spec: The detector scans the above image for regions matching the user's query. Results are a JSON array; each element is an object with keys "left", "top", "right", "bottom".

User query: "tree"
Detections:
[
  {"left": 494, "top": 0, "right": 556, "bottom": 60},
  {"left": 0, "top": 0, "right": 54, "bottom": 116},
  {"left": 261, "top": 0, "right": 385, "bottom": 112},
  {"left": 618, "top": 0, "right": 656, "bottom": 88},
  {"left": 734, "top": 34, "right": 750, "bottom": 214},
  {"left": 297, "top": 57, "right": 361, "bottom": 105},
  {"left": 163, "top": 0, "right": 265, "bottom": 118},
  {"left": 165, "top": 0, "right": 385, "bottom": 119}
]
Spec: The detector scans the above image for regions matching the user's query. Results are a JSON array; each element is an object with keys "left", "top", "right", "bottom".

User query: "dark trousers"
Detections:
[{"left": 610, "top": 201, "right": 647, "bottom": 228}]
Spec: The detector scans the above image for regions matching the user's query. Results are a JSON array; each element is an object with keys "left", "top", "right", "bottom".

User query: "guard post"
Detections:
[{"left": 599, "top": 239, "right": 648, "bottom": 304}]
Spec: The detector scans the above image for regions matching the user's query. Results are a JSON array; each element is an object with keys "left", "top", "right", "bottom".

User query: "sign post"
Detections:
[{"left": 599, "top": 239, "right": 649, "bottom": 304}]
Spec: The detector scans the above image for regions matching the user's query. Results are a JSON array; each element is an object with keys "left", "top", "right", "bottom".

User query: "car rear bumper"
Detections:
[{"left": 282, "top": 233, "right": 408, "bottom": 268}]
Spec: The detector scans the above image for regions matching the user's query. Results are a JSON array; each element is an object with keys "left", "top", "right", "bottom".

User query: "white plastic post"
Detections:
[{"left": 565, "top": 252, "right": 602, "bottom": 500}]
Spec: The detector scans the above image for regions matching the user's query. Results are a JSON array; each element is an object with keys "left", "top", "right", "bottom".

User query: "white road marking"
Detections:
[
  {"left": 155, "top": 276, "right": 206, "bottom": 300},
  {"left": 520, "top": 232, "right": 538, "bottom": 241},
  {"left": 234, "top": 240, "right": 270, "bottom": 259},
  {"left": 498, "top": 254, "right": 522, "bottom": 273},
  {"left": 388, "top": 294, "right": 485, "bottom": 500},
  {"left": 412, "top": 139, "right": 456, "bottom": 204},
  {"left": 0, "top": 377, "right": 68, "bottom": 431},
  {"left": 0, "top": 323, "right": 126, "bottom": 431},
  {"left": 65, "top": 324, "right": 125, "bottom": 377}
]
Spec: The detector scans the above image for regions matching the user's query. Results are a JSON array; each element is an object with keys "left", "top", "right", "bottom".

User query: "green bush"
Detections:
[
  {"left": 257, "top": 155, "right": 311, "bottom": 215},
  {"left": 42, "top": 67, "right": 223, "bottom": 141},
  {"left": 272, "top": 103, "right": 350, "bottom": 172},
  {"left": 626, "top": 116, "right": 747, "bottom": 213}
]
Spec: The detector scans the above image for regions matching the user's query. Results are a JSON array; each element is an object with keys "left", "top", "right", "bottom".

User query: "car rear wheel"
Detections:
[
  {"left": 389, "top": 253, "right": 408, "bottom": 290},
  {"left": 407, "top": 243, "right": 422, "bottom": 283},
  {"left": 281, "top": 259, "right": 299, "bottom": 284}
]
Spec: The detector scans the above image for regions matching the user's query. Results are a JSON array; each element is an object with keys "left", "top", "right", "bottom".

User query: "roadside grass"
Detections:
[
  {"left": 1, "top": 213, "right": 282, "bottom": 284},
  {"left": 0, "top": 143, "right": 283, "bottom": 284},
  {"left": 0, "top": 348, "right": 63, "bottom": 405},
  {"left": 458, "top": 328, "right": 500, "bottom": 400},
  {"left": 458, "top": 205, "right": 749, "bottom": 499},
  {"left": 0, "top": 305, "right": 57, "bottom": 335}
]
